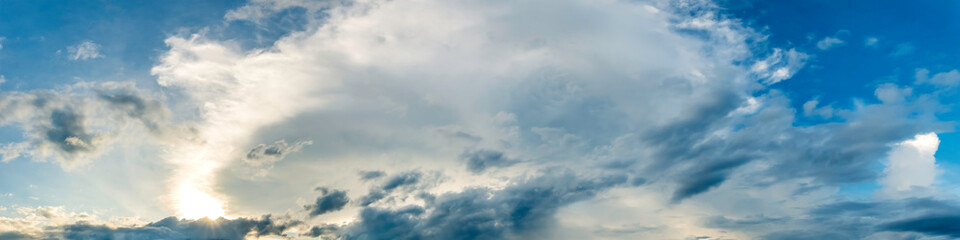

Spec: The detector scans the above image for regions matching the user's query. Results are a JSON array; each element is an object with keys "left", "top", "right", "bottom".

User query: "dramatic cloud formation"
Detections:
[{"left": 1, "top": 0, "right": 958, "bottom": 239}]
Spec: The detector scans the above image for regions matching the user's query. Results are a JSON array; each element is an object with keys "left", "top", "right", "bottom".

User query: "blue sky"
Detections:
[{"left": 1, "top": 0, "right": 959, "bottom": 239}]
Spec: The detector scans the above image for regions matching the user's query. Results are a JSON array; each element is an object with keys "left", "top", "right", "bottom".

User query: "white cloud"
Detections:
[
  {"left": 0, "top": 36, "right": 5, "bottom": 51},
  {"left": 864, "top": 37, "right": 879, "bottom": 47},
  {"left": 152, "top": 0, "right": 766, "bottom": 221},
  {"left": 816, "top": 36, "right": 844, "bottom": 50},
  {"left": 891, "top": 43, "right": 915, "bottom": 57},
  {"left": 874, "top": 83, "right": 912, "bottom": 104},
  {"left": 802, "top": 98, "right": 835, "bottom": 118},
  {"left": 915, "top": 68, "right": 960, "bottom": 87},
  {"left": 66, "top": 41, "right": 103, "bottom": 61},
  {"left": 752, "top": 48, "right": 809, "bottom": 85},
  {"left": 4, "top": 1, "right": 955, "bottom": 239},
  {"left": 881, "top": 132, "right": 939, "bottom": 193}
]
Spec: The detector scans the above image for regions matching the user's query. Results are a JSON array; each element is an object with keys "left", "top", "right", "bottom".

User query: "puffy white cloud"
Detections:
[
  {"left": 881, "top": 132, "right": 939, "bottom": 193},
  {"left": 874, "top": 83, "right": 913, "bottom": 104}
]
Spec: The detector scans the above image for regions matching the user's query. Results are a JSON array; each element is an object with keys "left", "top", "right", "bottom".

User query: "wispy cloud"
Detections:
[{"left": 66, "top": 41, "right": 102, "bottom": 61}]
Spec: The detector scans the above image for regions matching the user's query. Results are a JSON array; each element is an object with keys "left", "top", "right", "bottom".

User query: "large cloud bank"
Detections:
[{"left": 1, "top": 0, "right": 956, "bottom": 239}]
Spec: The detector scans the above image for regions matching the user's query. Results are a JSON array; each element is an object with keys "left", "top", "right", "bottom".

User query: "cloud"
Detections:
[
  {"left": 0, "top": 82, "right": 169, "bottom": 168},
  {"left": 880, "top": 132, "right": 939, "bottom": 195},
  {"left": 242, "top": 139, "right": 313, "bottom": 175},
  {"left": 55, "top": 215, "right": 301, "bottom": 240},
  {"left": 916, "top": 68, "right": 960, "bottom": 87},
  {"left": 874, "top": 83, "right": 913, "bottom": 104},
  {"left": 358, "top": 170, "right": 386, "bottom": 180},
  {"left": 305, "top": 187, "right": 350, "bottom": 217},
  {"left": 2, "top": 0, "right": 956, "bottom": 239},
  {"left": 880, "top": 215, "right": 960, "bottom": 238},
  {"left": 224, "top": 0, "right": 341, "bottom": 23},
  {"left": 343, "top": 172, "right": 627, "bottom": 239},
  {"left": 802, "top": 98, "right": 835, "bottom": 118},
  {"left": 816, "top": 36, "right": 845, "bottom": 50},
  {"left": 462, "top": 149, "right": 518, "bottom": 173},
  {"left": 66, "top": 41, "right": 103, "bottom": 61},
  {"left": 751, "top": 48, "right": 809, "bottom": 85},
  {"left": 891, "top": 43, "right": 915, "bottom": 57},
  {"left": 864, "top": 37, "right": 879, "bottom": 48},
  {"left": 360, "top": 172, "right": 424, "bottom": 206}
]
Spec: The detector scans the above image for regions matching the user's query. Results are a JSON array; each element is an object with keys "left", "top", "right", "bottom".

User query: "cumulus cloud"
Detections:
[
  {"left": 881, "top": 132, "right": 939, "bottom": 194},
  {"left": 66, "top": 41, "right": 103, "bottom": 61}
]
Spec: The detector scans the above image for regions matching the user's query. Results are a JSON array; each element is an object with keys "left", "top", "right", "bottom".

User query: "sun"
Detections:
[{"left": 175, "top": 188, "right": 227, "bottom": 220}]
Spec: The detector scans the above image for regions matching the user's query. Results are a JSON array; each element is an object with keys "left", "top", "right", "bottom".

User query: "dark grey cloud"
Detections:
[
  {"left": 462, "top": 149, "right": 518, "bottom": 173},
  {"left": 742, "top": 198, "right": 960, "bottom": 239},
  {"left": 671, "top": 158, "right": 748, "bottom": 202},
  {"left": 879, "top": 215, "right": 960, "bottom": 238},
  {"left": 0, "top": 231, "right": 32, "bottom": 240},
  {"left": 358, "top": 170, "right": 386, "bottom": 180},
  {"left": 360, "top": 171, "right": 423, "bottom": 206},
  {"left": 43, "top": 215, "right": 301, "bottom": 240},
  {"left": 382, "top": 172, "right": 421, "bottom": 191},
  {"left": 96, "top": 91, "right": 168, "bottom": 131},
  {"left": 305, "top": 187, "right": 349, "bottom": 217},
  {"left": 243, "top": 139, "right": 312, "bottom": 167},
  {"left": 343, "top": 172, "right": 628, "bottom": 239},
  {"left": 640, "top": 91, "right": 944, "bottom": 202},
  {"left": 305, "top": 225, "right": 339, "bottom": 238},
  {"left": 45, "top": 109, "right": 94, "bottom": 155}
]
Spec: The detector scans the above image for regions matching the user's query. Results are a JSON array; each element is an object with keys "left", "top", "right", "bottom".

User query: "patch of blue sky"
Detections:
[
  {"left": 0, "top": 0, "right": 246, "bottom": 91},
  {"left": 720, "top": 0, "right": 960, "bottom": 167},
  {"left": 723, "top": 0, "right": 960, "bottom": 115},
  {"left": 717, "top": 0, "right": 960, "bottom": 198}
]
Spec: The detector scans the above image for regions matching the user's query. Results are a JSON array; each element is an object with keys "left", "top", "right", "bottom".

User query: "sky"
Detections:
[{"left": 0, "top": 0, "right": 959, "bottom": 239}]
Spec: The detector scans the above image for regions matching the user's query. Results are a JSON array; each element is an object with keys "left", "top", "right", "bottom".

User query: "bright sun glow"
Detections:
[{"left": 175, "top": 188, "right": 227, "bottom": 220}]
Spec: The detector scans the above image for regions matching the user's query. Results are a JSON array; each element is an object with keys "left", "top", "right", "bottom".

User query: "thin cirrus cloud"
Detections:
[{"left": 0, "top": 0, "right": 957, "bottom": 239}]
